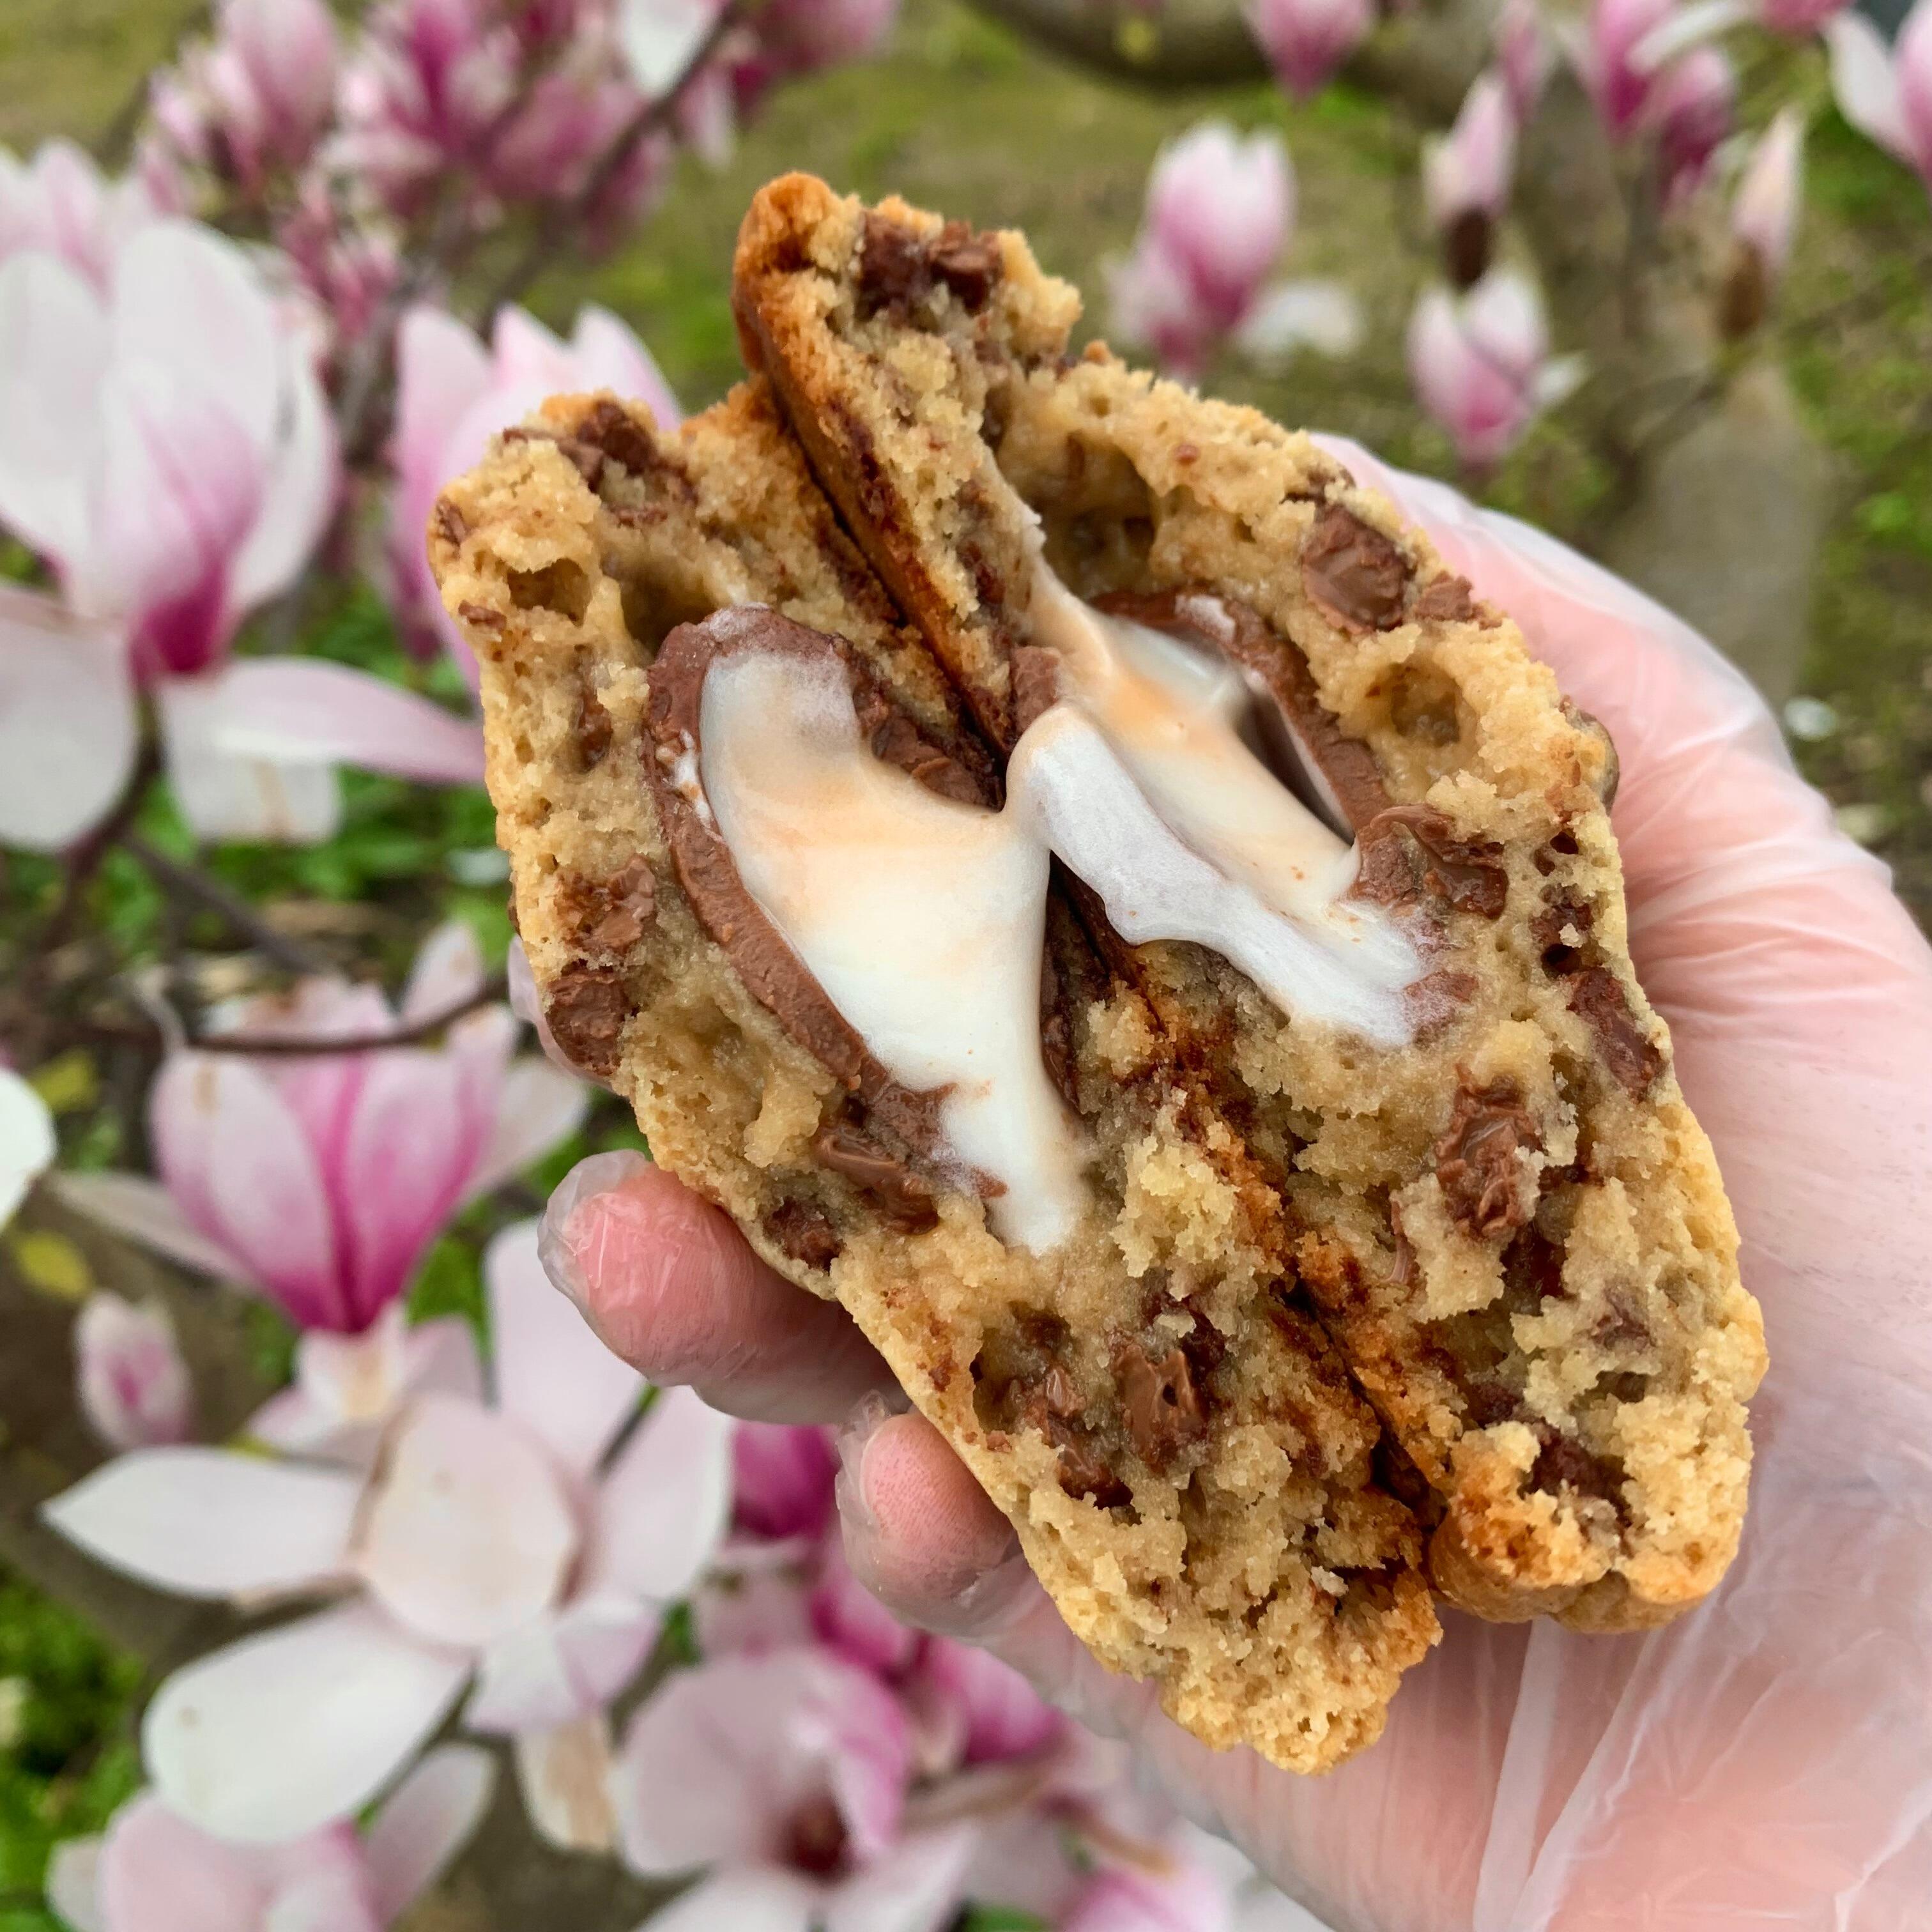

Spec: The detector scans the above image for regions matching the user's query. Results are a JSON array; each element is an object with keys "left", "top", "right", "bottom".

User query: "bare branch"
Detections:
[
  {"left": 964, "top": 0, "right": 1268, "bottom": 86},
  {"left": 122, "top": 835, "right": 333, "bottom": 976},
  {"left": 190, "top": 981, "right": 504, "bottom": 1055}
]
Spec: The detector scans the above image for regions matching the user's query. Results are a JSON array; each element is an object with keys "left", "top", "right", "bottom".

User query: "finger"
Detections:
[{"left": 538, "top": 1151, "right": 895, "bottom": 1422}]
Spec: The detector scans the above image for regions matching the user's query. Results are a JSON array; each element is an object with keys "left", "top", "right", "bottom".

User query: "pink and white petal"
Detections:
[
  {"left": 95, "top": 1793, "right": 266, "bottom": 1932},
  {"left": 338, "top": 1052, "right": 487, "bottom": 1326},
  {"left": 512, "top": 1715, "right": 619, "bottom": 1853},
  {"left": 47, "top": 1171, "right": 240, "bottom": 1281},
  {"left": 401, "top": 919, "right": 487, "bottom": 1026},
  {"left": 464, "top": 1057, "right": 589, "bottom": 1200},
  {"left": 568, "top": 307, "right": 680, "bottom": 427},
  {"left": 224, "top": 346, "right": 339, "bottom": 621},
  {"left": 364, "top": 1742, "right": 496, "bottom": 1923},
  {"left": 143, "top": 1602, "right": 471, "bottom": 1843},
  {"left": 1232, "top": 279, "right": 1363, "bottom": 361},
  {"left": 691, "top": 1552, "right": 816, "bottom": 1660},
  {"left": 350, "top": 1393, "right": 579, "bottom": 1651},
  {"left": 111, "top": 221, "right": 280, "bottom": 452},
  {"left": 0, "top": 252, "right": 108, "bottom": 567},
  {"left": 257, "top": 1862, "right": 381, "bottom": 1932},
  {"left": 157, "top": 679, "right": 343, "bottom": 846},
  {"left": 1, "top": 1064, "right": 57, "bottom": 1229},
  {"left": 917, "top": 1638, "right": 1062, "bottom": 1767},
  {"left": 466, "top": 1590, "right": 661, "bottom": 1733},
  {"left": 618, "top": 0, "right": 722, "bottom": 96},
  {"left": 42, "top": 1448, "right": 358, "bottom": 1597},
  {"left": 824, "top": 1824, "right": 980, "bottom": 1932},
  {"left": 1826, "top": 13, "right": 1913, "bottom": 159},
  {"left": 43, "top": 1834, "right": 105, "bottom": 1932},
  {"left": 817, "top": 1669, "right": 914, "bottom": 1864},
  {"left": 486, "top": 1219, "right": 643, "bottom": 1476},
  {"left": 487, "top": 305, "right": 578, "bottom": 390},
  {"left": 149, "top": 1050, "right": 342, "bottom": 1327},
  {"left": 392, "top": 305, "right": 491, "bottom": 515},
  {"left": 243, "top": 1382, "right": 349, "bottom": 1459},
  {"left": 809, "top": 1531, "right": 921, "bottom": 1680},
  {"left": 401, "top": 1313, "right": 486, "bottom": 1405},
  {"left": 731, "top": 1422, "right": 838, "bottom": 1542},
  {"left": 587, "top": 1385, "right": 732, "bottom": 1599},
  {"left": 294, "top": 1305, "right": 410, "bottom": 1429},
  {"left": 645, "top": 1869, "right": 818, "bottom": 1932},
  {"left": 196, "top": 659, "right": 484, "bottom": 786},
  {"left": 0, "top": 591, "right": 135, "bottom": 852}
]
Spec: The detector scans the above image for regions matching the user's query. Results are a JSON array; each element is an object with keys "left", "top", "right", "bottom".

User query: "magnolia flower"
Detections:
[
  {"left": 1495, "top": 0, "right": 1555, "bottom": 120},
  {"left": 54, "top": 921, "right": 586, "bottom": 1335},
  {"left": 388, "top": 300, "right": 679, "bottom": 668},
  {"left": 1245, "top": 0, "right": 1376, "bottom": 99},
  {"left": 1575, "top": 0, "right": 1678, "bottom": 139},
  {"left": 1423, "top": 72, "right": 1517, "bottom": 289},
  {"left": 1652, "top": 45, "right": 1736, "bottom": 206},
  {"left": 1827, "top": 0, "right": 1932, "bottom": 197},
  {"left": 733, "top": 1420, "right": 839, "bottom": 1540},
  {"left": 1407, "top": 268, "right": 1583, "bottom": 471},
  {"left": 0, "top": 219, "right": 483, "bottom": 850},
  {"left": 1108, "top": 123, "right": 1361, "bottom": 382},
  {"left": 0, "top": 141, "right": 159, "bottom": 286},
  {"left": 1, "top": 1065, "right": 54, "bottom": 1228},
  {"left": 45, "top": 1747, "right": 492, "bottom": 1932},
  {"left": 44, "top": 1221, "right": 732, "bottom": 1844},
  {"left": 1062, "top": 1822, "right": 1332, "bottom": 1931},
  {"left": 1721, "top": 107, "right": 1805, "bottom": 337},
  {"left": 613, "top": 1646, "right": 979, "bottom": 1932},
  {"left": 75, "top": 1293, "right": 194, "bottom": 1452}
]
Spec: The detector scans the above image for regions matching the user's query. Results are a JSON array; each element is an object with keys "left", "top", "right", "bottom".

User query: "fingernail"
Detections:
[
  {"left": 833, "top": 1389, "right": 909, "bottom": 1540},
  {"left": 537, "top": 1149, "right": 654, "bottom": 1314}
]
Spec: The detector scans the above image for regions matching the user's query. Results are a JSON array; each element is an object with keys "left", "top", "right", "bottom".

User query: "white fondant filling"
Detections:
[{"left": 698, "top": 579, "right": 1424, "bottom": 1253}]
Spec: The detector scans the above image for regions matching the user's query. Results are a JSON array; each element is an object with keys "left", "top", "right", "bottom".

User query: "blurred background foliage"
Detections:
[{"left": 1, "top": 1, "right": 1927, "bottom": 1922}]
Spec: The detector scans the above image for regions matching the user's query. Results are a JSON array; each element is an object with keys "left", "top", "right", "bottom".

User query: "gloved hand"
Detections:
[{"left": 537, "top": 442, "right": 1932, "bottom": 1931}]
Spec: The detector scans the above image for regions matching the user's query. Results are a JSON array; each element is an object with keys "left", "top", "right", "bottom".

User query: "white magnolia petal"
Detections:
[
  {"left": 144, "top": 1602, "right": 470, "bottom": 1843},
  {"left": 1629, "top": 0, "right": 1751, "bottom": 72},
  {"left": 486, "top": 1220, "right": 642, "bottom": 1476},
  {"left": 465, "top": 1591, "right": 660, "bottom": 1733},
  {"left": 513, "top": 1714, "right": 618, "bottom": 1853},
  {"left": 1825, "top": 13, "right": 1913, "bottom": 159},
  {"left": 43, "top": 1448, "right": 359, "bottom": 1598},
  {"left": 158, "top": 676, "right": 343, "bottom": 844},
  {"left": 825, "top": 1825, "right": 981, "bottom": 1932},
  {"left": 47, "top": 1171, "right": 241, "bottom": 1279},
  {"left": 569, "top": 307, "right": 681, "bottom": 427},
  {"left": 464, "top": 1057, "right": 590, "bottom": 1200},
  {"left": 401, "top": 919, "right": 487, "bottom": 1025},
  {"left": 1533, "top": 352, "right": 1588, "bottom": 410},
  {"left": 364, "top": 1742, "right": 496, "bottom": 1924},
  {"left": 195, "top": 658, "right": 484, "bottom": 784},
  {"left": 1, "top": 1064, "right": 57, "bottom": 1228},
  {"left": 401, "top": 1314, "right": 486, "bottom": 1405},
  {"left": 0, "top": 251, "right": 108, "bottom": 566},
  {"left": 0, "top": 590, "right": 136, "bottom": 850},
  {"left": 350, "top": 1394, "right": 579, "bottom": 1650},
  {"left": 618, "top": 0, "right": 720, "bottom": 93},
  {"left": 590, "top": 1386, "right": 733, "bottom": 1601},
  {"left": 224, "top": 344, "right": 339, "bottom": 620},
  {"left": 43, "top": 1834, "right": 105, "bottom": 1932},
  {"left": 641, "top": 1870, "right": 817, "bottom": 1932},
  {"left": 1233, "top": 278, "right": 1364, "bottom": 360}
]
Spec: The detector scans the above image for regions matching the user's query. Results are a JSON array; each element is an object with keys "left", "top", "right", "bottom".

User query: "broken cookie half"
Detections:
[{"left": 434, "top": 381, "right": 1439, "bottom": 1775}]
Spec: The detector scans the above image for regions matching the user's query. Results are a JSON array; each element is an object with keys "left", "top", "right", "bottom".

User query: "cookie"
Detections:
[
  {"left": 730, "top": 174, "right": 1765, "bottom": 1630},
  {"left": 432, "top": 379, "right": 1441, "bottom": 1775}
]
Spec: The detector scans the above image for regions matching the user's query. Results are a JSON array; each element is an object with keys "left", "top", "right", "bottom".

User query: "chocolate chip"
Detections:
[
  {"left": 763, "top": 1199, "right": 841, "bottom": 1271},
  {"left": 855, "top": 214, "right": 933, "bottom": 318},
  {"left": 433, "top": 498, "right": 468, "bottom": 548},
  {"left": 1301, "top": 505, "right": 1410, "bottom": 631},
  {"left": 1433, "top": 1072, "right": 1540, "bottom": 1239},
  {"left": 1529, "top": 1430, "right": 1625, "bottom": 1509},
  {"left": 1360, "top": 804, "right": 1509, "bottom": 919},
  {"left": 1410, "top": 575, "right": 1482, "bottom": 625},
  {"left": 1042, "top": 1414, "right": 1131, "bottom": 1508},
  {"left": 928, "top": 220, "right": 1002, "bottom": 309},
  {"left": 1593, "top": 1284, "right": 1652, "bottom": 1354},
  {"left": 1114, "top": 1340, "right": 1207, "bottom": 1473},
  {"left": 562, "top": 857, "right": 656, "bottom": 955},
  {"left": 1532, "top": 896, "right": 1593, "bottom": 976},
  {"left": 456, "top": 599, "right": 503, "bottom": 633},
  {"left": 813, "top": 1121, "right": 939, "bottom": 1231},
  {"left": 1463, "top": 1379, "right": 1519, "bottom": 1427},
  {"left": 1567, "top": 967, "right": 1664, "bottom": 1098},
  {"left": 574, "top": 686, "right": 613, "bottom": 770},
  {"left": 1501, "top": 1223, "right": 1567, "bottom": 1312},
  {"left": 544, "top": 965, "right": 629, "bottom": 1076},
  {"left": 854, "top": 702, "right": 985, "bottom": 805},
  {"left": 1038, "top": 944, "right": 1078, "bottom": 1110},
  {"left": 1407, "top": 968, "right": 1480, "bottom": 1041},
  {"left": 572, "top": 397, "right": 659, "bottom": 477}
]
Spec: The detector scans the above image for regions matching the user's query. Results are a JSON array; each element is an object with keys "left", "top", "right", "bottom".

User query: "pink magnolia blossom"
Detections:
[
  {"left": 1827, "top": 0, "right": 1932, "bottom": 195},
  {"left": 1245, "top": 0, "right": 1376, "bottom": 99},
  {"left": 1575, "top": 0, "right": 1678, "bottom": 139},
  {"left": 1423, "top": 71, "right": 1517, "bottom": 288},
  {"left": 0, "top": 219, "right": 481, "bottom": 850},
  {"left": 43, "top": 1220, "right": 732, "bottom": 1845},
  {"left": 0, "top": 141, "right": 160, "bottom": 287},
  {"left": 1730, "top": 106, "right": 1805, "bottom": 290},
  {"left": 612, "top": 1646, "right": 979, "bottom": 1932},
  {"left": 388, "top": 300, "right": 678, "bottom": 668},
  {"left": 1108, "top": 123, "right": 1361, "bottom": 382},
  {"left": 44, "top": 1747, "right": 491, "bottom": 1932},
  {"left": 1758, "top": 0, "right": 1850, "bottom": 33},
  {"left": 1495, "top": 0, "right": 1555, "bottom": 120},
  {"left": 917, "top": 1638, "right": 1064, "bottom": 1768},
  {"left": 733, "top": 1420, "right": 839, "bottom": 1539},
  {"left": 1652, "top": 45, "right": 1736, "bottom": 205},
  {"left": 54, "top": 921, "right": 586, "bottom": 1334},
  {"left": 274, "top": 178, "right": 401, "bottom": 357},
  {"left": 1407, "top": 267, "right": 1582, "bottom": 471},
  {"left": 1, "top": 1065, "right": 55, "bottom": 1228},
  {"left": 75, "top": 1292, "right": 194, "bottom": 1452}
]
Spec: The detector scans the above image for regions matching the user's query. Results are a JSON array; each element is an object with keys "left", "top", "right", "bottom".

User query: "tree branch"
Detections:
[
  {"left": 964, "top": 0, "right": 1269, "bottom": 86},
  {"left": 121, "top": 836, "right": 332, "bottom": 977},
  {"left": 188, "top": 981, "right": 503, "bottom": 1055}
]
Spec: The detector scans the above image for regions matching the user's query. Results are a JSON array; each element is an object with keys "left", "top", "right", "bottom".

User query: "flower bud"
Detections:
[
  {"left": 1653, "top": 46, "right": 1737, "bottom": 208},
  {"left": 1721, "top": 107, "right": 1804, "bottom": 338},
  {"left": 1424, "top": 72, "right": 1517, "bottom": 289},
  {"left": 1245, "top": 0, "right": 1377, "bottom": 100},
  {"left": 75, "top": 1291, "right": 194, "bottom": 1451}
]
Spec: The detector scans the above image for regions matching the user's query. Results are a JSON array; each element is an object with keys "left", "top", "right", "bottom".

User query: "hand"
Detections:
[{"left": 537, "top": 443, "right": 1932, "bottom": 1931}]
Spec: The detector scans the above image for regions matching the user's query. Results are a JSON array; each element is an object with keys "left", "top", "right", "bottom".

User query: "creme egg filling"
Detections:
[{"left": 698, "top": 576, "right": 1425, "bottom": 1254}]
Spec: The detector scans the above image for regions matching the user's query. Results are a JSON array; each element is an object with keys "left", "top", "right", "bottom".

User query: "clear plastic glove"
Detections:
[{"left": 538, "top": 445, "right": 1932, "bottom": 1931}]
